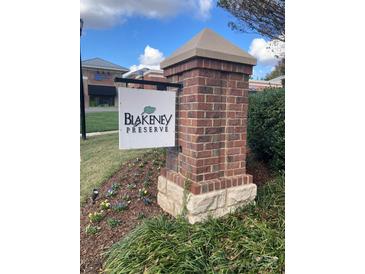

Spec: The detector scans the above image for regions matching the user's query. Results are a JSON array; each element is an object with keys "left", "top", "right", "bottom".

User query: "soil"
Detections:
[
  {"left": 246, "top": 155, "right": 274, "bottom": 187},
  {"left": 80, "top": 150, "right": 273, "bottom": 274}
]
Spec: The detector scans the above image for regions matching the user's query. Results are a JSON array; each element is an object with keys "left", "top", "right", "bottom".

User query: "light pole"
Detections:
[{"left": 80, "top": 19, "right": 86, "bottom": 140}]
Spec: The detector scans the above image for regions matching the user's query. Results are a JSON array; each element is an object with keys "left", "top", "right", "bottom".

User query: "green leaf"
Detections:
[{"left": 142, "top": 106, "right": 156, "bottom": 115}]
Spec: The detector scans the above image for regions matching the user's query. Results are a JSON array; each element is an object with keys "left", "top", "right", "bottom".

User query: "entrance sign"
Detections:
[{"left": 118, "top": 87, "right": 176, "bottom": 149}]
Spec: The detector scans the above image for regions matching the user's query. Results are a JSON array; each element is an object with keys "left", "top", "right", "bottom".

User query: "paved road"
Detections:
[{"left": 80, "top": 130, "right": 118, "bottom": 137}]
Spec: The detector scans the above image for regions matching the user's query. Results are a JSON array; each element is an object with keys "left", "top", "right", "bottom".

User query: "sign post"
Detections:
[{"left": 118, "top": 87, "right": 176, "bottom": 150}]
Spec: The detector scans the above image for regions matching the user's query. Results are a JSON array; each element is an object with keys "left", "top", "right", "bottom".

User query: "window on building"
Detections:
[{"left": 95, "top": 71, "right": 106, "bottom": 81}]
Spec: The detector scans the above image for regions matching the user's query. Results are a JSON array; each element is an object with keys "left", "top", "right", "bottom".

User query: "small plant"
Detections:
[
  {"left": 122, "top": 194, "right": 131, "bottom": 203},
  {"left": 142, "top": 197, "right": 152, "bottom": 205},
  {"left": 138, "top": 188, "right": 148, "bottom": 198},
  {"left": 100, "top": 199, "right": 111, "bottom": 210},
  {"left": 113, "top": 202, "right": 129, "bottom": 212},
  {"left": 88, "top": 211, "right": 104, "bottom": 223},
  {"left": 143, "top": 179, "right": 151, "bottom": 188},
  {"left": 106, "top": 188, "right": 117, "bottom": 198},
  {"left": 85, "top": 224, "right": 101, "bottom": 235},
  {"left": 127, "top": 183, "right": 137, "bottom": 189},
  {"left": 152, "top": 159, "right": 160, "bottom": 166},
  {"left": 137, "top": 212, "right": 146, "bottom": 220},
  {"left": 133, "top": 158, "right": 141, "bottom": 164},
  {"left": 107, "top": 218, "right": 121, "bottom": 228},
  {"left": 111, "top": 182, "right": 120, "bottom": 191}
]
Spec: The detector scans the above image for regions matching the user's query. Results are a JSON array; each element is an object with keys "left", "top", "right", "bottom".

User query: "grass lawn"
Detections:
[
  {"left": 84, "top": 111, "right": 118, "bottom": 133},
  {"left": 104, "top": 175, "right": 285, "bottom": 273},
  {"left": 80, "top": 133, "right": 150, "bottom": 203}
]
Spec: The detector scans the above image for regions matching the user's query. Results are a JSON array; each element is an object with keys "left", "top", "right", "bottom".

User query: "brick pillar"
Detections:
[{"left": 157, "top": 28, "right": 257, "bottom": 223}]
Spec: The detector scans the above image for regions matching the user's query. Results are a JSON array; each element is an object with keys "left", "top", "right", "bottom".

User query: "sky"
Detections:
[{"left": 80, "top": 0, "right": 284, "bottom": 79}]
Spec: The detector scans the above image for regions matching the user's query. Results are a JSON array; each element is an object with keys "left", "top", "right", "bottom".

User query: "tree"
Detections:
[
  {"left": 217, "top": 0, "right": 285, "bottom": 42},
  {"left": 265, "top": 58, "right": 285, "bottom": 80}
]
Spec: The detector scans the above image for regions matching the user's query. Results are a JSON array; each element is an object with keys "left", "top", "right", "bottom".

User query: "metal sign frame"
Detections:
[{"left": 114, "top": 77, "right": 183, "bottom": 90}]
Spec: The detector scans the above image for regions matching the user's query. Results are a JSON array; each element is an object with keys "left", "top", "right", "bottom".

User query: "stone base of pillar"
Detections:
[{"left": 157, "top": 175, "right": 257, "bottom": 224}]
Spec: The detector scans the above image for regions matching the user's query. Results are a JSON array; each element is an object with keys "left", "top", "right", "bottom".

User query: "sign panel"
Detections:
[{"left": 118, "top": 87, "right": 176, "bottom": 149}]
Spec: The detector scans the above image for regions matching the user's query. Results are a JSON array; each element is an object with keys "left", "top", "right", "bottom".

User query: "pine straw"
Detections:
[{"left": 103, "top": 175, "right": 285, "bottom": 273}]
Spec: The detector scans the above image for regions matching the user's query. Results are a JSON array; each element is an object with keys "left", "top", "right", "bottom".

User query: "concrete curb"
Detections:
[{"left": 80, "top": 130, "right": 118, "bottom": 137}]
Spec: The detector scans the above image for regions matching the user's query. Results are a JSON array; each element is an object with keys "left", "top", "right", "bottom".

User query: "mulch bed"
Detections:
[
  {"left": 80, "top": 150, "right": 166, "bottom": 273},
  {"left": 246, "top": 155, "right": 274, "bottom": 187},
  {"left": 80, "top": 150, "right": 273, "bottom": 273}
]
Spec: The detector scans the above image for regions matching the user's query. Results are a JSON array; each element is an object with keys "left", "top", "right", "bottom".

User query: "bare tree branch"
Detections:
[{"left": 218, "top": 0, "right": 285, "bottom": 42}]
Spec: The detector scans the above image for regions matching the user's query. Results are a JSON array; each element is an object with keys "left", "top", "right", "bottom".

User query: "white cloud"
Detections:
[
  {"left": 80, "top": 0, "right": 213, "bottom": 29},
  {"left": 197, "top": 0, "right": 213, "bottom": 19},
  {"left": 130, "top": 45, "right": 165, "bottom": 72},
  {"left": 249, "top": 38, "right": 285, "bottom": 66}
]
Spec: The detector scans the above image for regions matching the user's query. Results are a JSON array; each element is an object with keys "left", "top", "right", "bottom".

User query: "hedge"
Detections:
[{"left": 248, "top": 88, "right": 285, "bottom": 171}]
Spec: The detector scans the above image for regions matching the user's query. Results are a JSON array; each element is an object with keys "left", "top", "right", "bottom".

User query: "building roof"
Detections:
[
  {"left": 269, "top": 75, "right": 285, "bottom": 83},
  {"left": 122, "top": 68, "right": 149, "bottom": 78},
  {"left": 160, "top": 28, "right": 257, "bottom": 69},
  {"left": 123, "top": 68, "right": 164, "bottom": 79},
  {"left": 82, "top": 58, "right": 129, "bottom": 72}
]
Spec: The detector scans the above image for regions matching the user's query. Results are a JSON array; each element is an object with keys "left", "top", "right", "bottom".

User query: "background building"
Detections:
[
  {"left": 82, "top": 58, "right": 129, "bottom": 107},
  {"left": 248, "top": 75, "right": 284, "bottom": 92},
  {"left": 122, "top": 68, "right": 167, "bottom": 90}
]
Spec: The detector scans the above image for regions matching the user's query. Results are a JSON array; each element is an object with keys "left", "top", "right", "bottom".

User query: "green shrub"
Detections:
[
  {"left": 103, "top": 175, "right": 285, "bottom": 273},
  {"left": 248, "top": 88, "right": 285, "bottom": 171}
]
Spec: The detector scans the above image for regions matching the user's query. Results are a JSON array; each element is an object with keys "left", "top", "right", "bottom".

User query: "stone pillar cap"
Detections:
[{"left": 160, "top": 28, "right": 257, "bottom": 69}]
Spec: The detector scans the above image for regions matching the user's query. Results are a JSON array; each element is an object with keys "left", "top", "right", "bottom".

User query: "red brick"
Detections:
[
  {"left": 196, "top": 165, "right": 211, "bottom": 173},
  {"left": 204, "top": 157, "right": 219, "bottom": 165},
  {"left": 226, "top": 147, "right": 240, "bottom": 155},
  {"left": 197, "top": 86, "right": 214, "bottom": 94},
  {"left": 196, "top": 150, "right": 212, "bottom": 158},
  {"left": 190, "top": 183, "right": 201, "bottom": 195},
  {"left": 187, "top": 111, "right": 204, "bottom": 118},
  {"left": 206, "top": 78, "right": 222, "bottom": 86},
  {"left": 160, "top": 168, "right": 167, "bottom": 177},
  {"left": 227, "top": 89, "right": 243, "bottom": 96},
  {"left": 191, "top": 119, "right": 213, "bottom": 127},
  {"left": 205, "top": 127, "right": 224, "bottom": 134},
  {"left": 205, "top": 112, "right": 222, "bottom": 118}
]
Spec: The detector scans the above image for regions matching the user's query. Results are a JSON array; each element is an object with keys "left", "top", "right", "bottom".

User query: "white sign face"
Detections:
[{"left": 118, "top": 87, "right": 176, "bottom": 149}]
